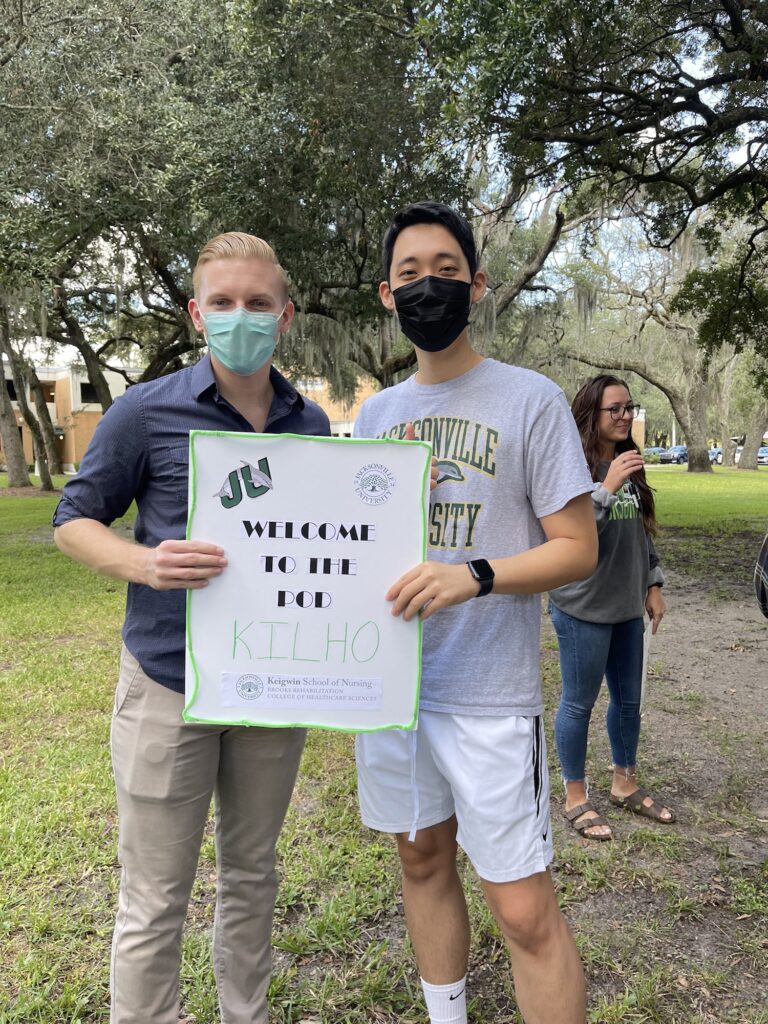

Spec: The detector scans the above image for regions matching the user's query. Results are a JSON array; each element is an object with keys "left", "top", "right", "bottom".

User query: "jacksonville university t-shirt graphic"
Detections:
[
  {"left": 377, "top": 415, "right": 498, "bottom": 552},
  {"left": 609, "top": 480, "right": 641, "bottom": 520}
]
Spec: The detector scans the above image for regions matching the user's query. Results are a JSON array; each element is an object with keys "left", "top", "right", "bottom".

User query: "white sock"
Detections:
[{"left": 420, "top": 975, "right": 468, "bottom": 1024}]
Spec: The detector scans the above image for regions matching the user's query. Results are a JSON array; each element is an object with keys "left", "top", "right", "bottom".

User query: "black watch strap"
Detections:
[{"left": 466, "top": 558, "right": 495, "bottom": 597}]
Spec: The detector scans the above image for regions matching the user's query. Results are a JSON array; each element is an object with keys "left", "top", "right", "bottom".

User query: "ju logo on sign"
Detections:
[{"left": 214, "top": 458, "right": 273, "bottom": 509}]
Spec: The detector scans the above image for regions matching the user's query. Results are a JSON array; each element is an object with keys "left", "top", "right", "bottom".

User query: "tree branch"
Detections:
[{"left": 494, "top": 210, "right": 566, "bottom": 317}]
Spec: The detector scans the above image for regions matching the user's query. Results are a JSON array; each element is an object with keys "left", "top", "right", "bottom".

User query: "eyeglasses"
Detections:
[{"left": 600, "top": 403, "right": 640, "bottom": 421}]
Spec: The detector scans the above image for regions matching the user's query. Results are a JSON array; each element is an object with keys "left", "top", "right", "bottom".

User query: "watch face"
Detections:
[
  {"left": 467, "top": 559, "right": 494, "bottom": 595},
  {"left": 469, "top": 559, "right": 493, "bottom": 582}
]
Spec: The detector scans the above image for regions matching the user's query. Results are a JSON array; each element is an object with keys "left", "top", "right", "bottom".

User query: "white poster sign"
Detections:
[{"left": 184, "top": 431, "right": 430, "bottom": 731}]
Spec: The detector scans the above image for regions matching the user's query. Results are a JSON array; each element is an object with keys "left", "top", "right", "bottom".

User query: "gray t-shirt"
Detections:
[
  {"left": 354, "top": 358, "right": 594, "bottom": 716},
  {"left": 549, "top": 465, "right": 664, "bottom": 623}
]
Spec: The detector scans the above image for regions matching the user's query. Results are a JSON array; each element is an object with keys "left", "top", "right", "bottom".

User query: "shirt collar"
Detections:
[
  {"left": 191, "top": 353, "right": 305, "bottom": 412},
  {"left": 190, "top": 353, "right": 217, "bottom": 399}
]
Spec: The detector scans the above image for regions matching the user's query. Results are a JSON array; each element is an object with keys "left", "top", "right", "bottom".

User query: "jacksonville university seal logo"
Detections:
[
  {"left": 235, "top": 674, "right": 264, "bottom": 700},
  {"left": 354, "top": 463, "right": 396, "bottom": 506}
]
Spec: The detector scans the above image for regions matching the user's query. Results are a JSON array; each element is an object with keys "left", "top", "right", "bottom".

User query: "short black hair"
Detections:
[{"left": 381, "top": 201, "right": 477, "bottom": 282}]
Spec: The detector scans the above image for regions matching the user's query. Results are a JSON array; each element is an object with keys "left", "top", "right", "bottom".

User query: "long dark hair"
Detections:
[{"left": 571, "top": 374, "right": 658, "bottom": 536}]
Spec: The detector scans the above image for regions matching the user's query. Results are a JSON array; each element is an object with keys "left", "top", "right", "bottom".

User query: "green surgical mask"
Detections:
[{"left": 203, "top": 306, "right": 285, "bottom": 376}]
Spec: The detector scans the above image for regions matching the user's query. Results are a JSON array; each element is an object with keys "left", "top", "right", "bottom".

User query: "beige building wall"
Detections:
[
  {"left": 292, "top": 376, "right": 379, "bottom": 435},
  {"left": 2, "top": 364, "right": 130, "bottom": 472},
  {"left": 631, "top": 409, "right": 646, "bottom": 450}
]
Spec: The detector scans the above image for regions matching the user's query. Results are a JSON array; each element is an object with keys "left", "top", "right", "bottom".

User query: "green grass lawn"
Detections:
[
  {"left": 647, "top": 465, "right": 767, "bottom": 587},
  {"left": 0, "top": 481, "right": 128, "bottom": 1022},
  {"left": 648, "top": 464, "right": 768, "bottom": 530},
  {"left": 1, "top": 472, "right": 766, "bottom": 1023}
]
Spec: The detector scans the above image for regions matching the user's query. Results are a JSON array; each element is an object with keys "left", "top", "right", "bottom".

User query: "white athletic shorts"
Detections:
[{"left": 356, "top": 711, "right": 553, "bottom": 883}]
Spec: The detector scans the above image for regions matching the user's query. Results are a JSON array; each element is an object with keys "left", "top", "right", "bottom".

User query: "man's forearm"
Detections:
[
  {"left": 488, "top": 537, "right": 597, "bottom": 596},
  {"left": 386, "top": 491, "right": 598, "bottom": 621},
  {"left": 486, "top": 492, "right": 599, "bottom": 595},
  {"left": 54, "top": 519, "right": 152, "bottom": 584},
  {"left": 54, "top": 519, "right": 227, "bottom": 591}
]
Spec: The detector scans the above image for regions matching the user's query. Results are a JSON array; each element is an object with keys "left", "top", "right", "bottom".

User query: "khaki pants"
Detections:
[{"left": 110, "top": 646, "right": 305, "bottom": 1024}]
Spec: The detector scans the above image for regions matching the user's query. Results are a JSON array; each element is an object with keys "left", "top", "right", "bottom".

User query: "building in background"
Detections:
[
  {"left": 292, "top": 377, "right": 378, "bottom": 437},
  {"left": 1, "top": 361, "right": 130, "bottom": 472},
  {"left": 631, "top": 408, "right": 646, "bottom": 450},
  {"left": 2, "top": 360, "right": 379, "bottom": 472}
]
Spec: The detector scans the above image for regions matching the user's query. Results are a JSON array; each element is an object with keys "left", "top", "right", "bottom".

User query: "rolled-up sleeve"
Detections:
[{"left": 52, "top": 389, "right": 147, "bottom": 528}]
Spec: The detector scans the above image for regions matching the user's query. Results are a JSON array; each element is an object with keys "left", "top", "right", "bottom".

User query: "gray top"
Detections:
[
  {"left": 354, "top": 358, "right": 594, "bottom": 716},
  {"left": 549, "top": 463, "right": 664, "bottom": 624}
]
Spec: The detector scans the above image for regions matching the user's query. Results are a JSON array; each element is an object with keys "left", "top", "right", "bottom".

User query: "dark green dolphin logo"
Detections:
[{"left": 214, "top": 458, "right": 273, "bottom": 508}]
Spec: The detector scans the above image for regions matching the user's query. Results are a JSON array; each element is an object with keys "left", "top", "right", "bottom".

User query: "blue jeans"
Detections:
[{"left": 550, "top": 602, "right": 645, "bottom": 782}]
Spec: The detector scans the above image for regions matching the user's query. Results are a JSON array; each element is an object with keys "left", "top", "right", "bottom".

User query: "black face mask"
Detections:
[{"left": 392, "top": 276, "right": 472, "bottom": 352}]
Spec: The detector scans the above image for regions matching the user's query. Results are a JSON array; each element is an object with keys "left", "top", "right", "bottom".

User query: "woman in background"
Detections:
[{"left": 549, "top": 374, "right": 675, "bottom": 840}]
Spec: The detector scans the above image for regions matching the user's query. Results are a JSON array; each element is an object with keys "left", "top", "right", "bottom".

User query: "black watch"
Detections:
[{"left": 466, "top": 558, "right": 495, "bottom": 597}]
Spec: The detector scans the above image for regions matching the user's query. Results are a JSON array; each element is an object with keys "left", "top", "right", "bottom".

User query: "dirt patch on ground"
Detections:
[{"left": 649, "top": 573, "right": 768, "bottom": 815}]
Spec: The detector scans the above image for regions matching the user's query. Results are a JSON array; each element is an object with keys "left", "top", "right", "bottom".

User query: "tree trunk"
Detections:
[
  {"left": 137, "top": 330, "right": 194, "bottom": 382},
  {"left": 713, "top": 352, "right": 739, "bottom": 468},
  {"left": 722, "top": 440, "right": 737, "bottom": 467},
  {"left": 686, "top": 439, "right": 713, "bottom": 472},
  {"left": 70, "top": 337, "right": 114, "bottom": 413},
  {"left": 495, "top": 210, "right": 566, "bottom": 316},
  {"left": 27, "top": 362, "right": 63, "bottom": 474},
  {"left": 53, "top": 286, "right": 114, "bottom": 411},
  {"left": 31, "top": 431, "right": 54, "bottom": 489},
  {"left": 0, "top": 305, "right": 54, "bottom": 490},
  {"left": 667, "top": 403, "right": 711, "bottom": 473},
  {"left": 684, "top": 376, "right": 713, "bottom": 473},
  {"left": 737, "top": 402, "right": 768, "bottom": 471},
  {"left": 0, "top": 369, "right": 31, "bottom": 487}
]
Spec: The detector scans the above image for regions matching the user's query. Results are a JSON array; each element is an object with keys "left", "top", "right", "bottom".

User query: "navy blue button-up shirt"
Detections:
[{"left": 53, "top": 356, "right": 331, "bottom": 691}]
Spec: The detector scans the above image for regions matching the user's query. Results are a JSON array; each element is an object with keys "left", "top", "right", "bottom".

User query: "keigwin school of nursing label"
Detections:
[{"left": 220, "top": 672, "right": 383, "bottom": 711}]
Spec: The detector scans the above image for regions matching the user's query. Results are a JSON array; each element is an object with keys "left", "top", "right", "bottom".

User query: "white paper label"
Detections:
[{"left": 220, "top": 672, "right": 383, "bottom": 711}]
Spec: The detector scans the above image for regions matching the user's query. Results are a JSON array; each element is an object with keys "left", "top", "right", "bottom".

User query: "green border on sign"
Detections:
[{"left": 184, "top": 430, "right": 431, "bottom": 732}]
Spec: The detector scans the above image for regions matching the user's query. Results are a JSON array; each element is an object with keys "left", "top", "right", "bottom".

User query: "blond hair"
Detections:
[{"left": 193, "top": 232, "right": 290, "bottom": 297}]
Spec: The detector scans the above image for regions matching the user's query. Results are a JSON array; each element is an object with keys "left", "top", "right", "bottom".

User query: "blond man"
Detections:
[{"left": 53, "top": 233, "right": 330, "bottom": 1024}]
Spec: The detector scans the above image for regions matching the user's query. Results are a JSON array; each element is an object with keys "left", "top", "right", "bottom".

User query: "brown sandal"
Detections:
[
  {"left": 610, "top": 786, "right": 675, "bottom": 822},
  {"left": 564, "top": 800, "right": 613, "bottom": 841}
]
